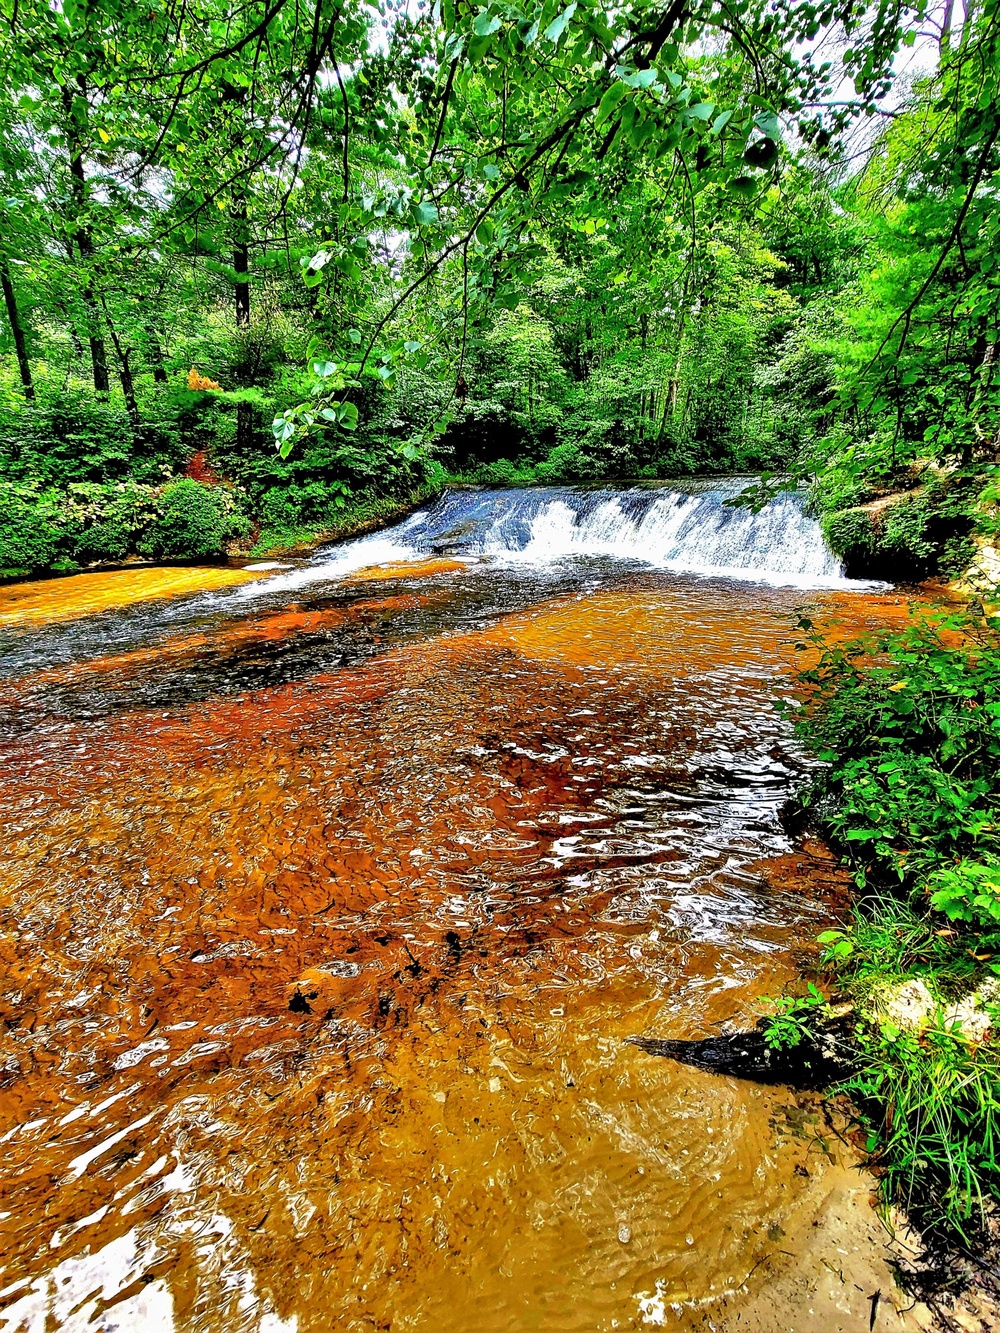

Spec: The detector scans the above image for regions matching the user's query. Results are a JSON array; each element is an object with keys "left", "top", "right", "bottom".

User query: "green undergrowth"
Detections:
[
  {"left": 251, "top": 484, "right": 442, "bottom": 557},
  {"left": 0, "top": 477, "right": 251, "bottom": 574},
  {"left": 811, "top": 464, "right": 989, "bottom": 583},
  {"left": 768, "top": 603, "right": 1000, "bottom": 1238}
]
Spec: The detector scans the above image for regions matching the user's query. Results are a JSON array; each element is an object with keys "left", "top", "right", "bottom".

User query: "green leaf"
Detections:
[
  {"left": 726, "top": 175, "right": 757, "bottom": 196},
  {"left": 595, "top": 81, "right": 628, "bottom": 127},
  {"left": 413, "top": 201, "right": 439, "bottom": 226},
  {"left": 688, "top": 102, "right": 715, "bottom": 120},
  {"left": 543, "top": 3, "right": 576, "bottom": 43},
  {"left": 473, "top": 10, "right": 501, "bottom": 36},
  {"left": 617, "top": 66, "right": 657, "bottom": 90},
  {"left": 743, "top": 136, "right": 780, "bottom": 168},
  {"left": 754, "top": 110, "right": 781, "bottom": 139}
]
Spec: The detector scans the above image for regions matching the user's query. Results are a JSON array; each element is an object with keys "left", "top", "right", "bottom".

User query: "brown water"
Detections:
[{"left": 0, "top": 552, "right": 913, "bottom": 1332}]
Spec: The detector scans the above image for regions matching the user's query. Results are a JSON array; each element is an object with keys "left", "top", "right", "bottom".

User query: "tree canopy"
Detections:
[{"left": 0, "top": 0, "right": 998, "bottom": 572}]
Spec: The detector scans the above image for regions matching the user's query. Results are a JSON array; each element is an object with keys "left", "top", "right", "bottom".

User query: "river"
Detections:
[{"left": 0, "top": 484, "right": 920, "bottom": 1332}]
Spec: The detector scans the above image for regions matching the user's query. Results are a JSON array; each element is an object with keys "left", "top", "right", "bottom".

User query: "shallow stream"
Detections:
[{"left": 0, "top": 485, "right": 914, "bottom": 1331}]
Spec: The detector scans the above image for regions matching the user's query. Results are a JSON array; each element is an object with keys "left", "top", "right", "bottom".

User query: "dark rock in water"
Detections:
[{"left": 627, "top": 1014, "right": 856, "bottom": 1091}]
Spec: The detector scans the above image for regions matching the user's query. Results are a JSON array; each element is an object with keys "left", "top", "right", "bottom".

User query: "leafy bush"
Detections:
[
  {"left": 928, "top": 859, "right": 1000, "bottom": 929},
  {"left": 882, "top": 494, "right": 934, "bottom": 561},
  {"left": 139, "top": 479, "right": 250, "bottom": 558},
  {"left": 535, "top": 441, "right": 598, "bottom": 482},
  {"left": 0, "top": 482, "right": 65, "bottom": 571},
  {"left": 822, "top": 484, "right": 977, "bottom": 579},
  {"left": 469, "top": 457, "right": 535, "bottom": 486},
  {"left": 790, "top": 608, "right": 1000, "bottom": 893},
  {"left": 0, "top": 386, "right": 182, "bottom": 485},
  {"left": 822, "top": 507, "right": 877, "bottom": 564},
  {"left": 65, "top": 481, "right": 161, "bottom": 563},
  {"left": 256, "top": 479, "right": 352, "bottom": 529}
]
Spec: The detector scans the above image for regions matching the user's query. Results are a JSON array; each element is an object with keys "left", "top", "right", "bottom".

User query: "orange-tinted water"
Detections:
[
  {"left": 0, "top": 561, "right": 914, "bottom": 1332},
  {"left": 0, "top": 566, "right": 269, "bottom": 629}
]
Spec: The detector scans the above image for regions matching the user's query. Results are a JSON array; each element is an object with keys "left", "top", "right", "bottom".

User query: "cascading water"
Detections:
[{"left": 241, "top": 481, "right": 861, "bottom": 600}]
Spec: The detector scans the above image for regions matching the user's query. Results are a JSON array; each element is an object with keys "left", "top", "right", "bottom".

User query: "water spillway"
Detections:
[{"left": 242, "top": 481, "right": 854, "bottom": 600}]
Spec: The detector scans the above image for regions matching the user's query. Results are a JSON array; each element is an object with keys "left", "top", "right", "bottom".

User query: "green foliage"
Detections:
[
  {"left": 928, "top": 859, "right": 1000, "bottom": 930},
  {"left": 790, "top": 609, "right": 1000, "bottom": 894},
  {"left": 809, "top": 896, "right": 1000, "bottom": 1236},
  {"left": 762, "top": 983, "right": 829, "bottom": 1051},
  {"left": 818, "top": 475, "right": 980, "bottom": 579},
  {"left": 849, "top": 1014, "right": 1000, "bottom": 1236},
  {"left": 63, "top": 480, "right": 162, "bottom": 563},
  {"left": 883, "top": 495, "right": 935, "bottom": 562},
  {"left": 822, "top": 507, "right": 876, "bottom": 562},
  {"left": 789, "top": 608, "right": 1000, "bottom": 1234},
  {"left": 0, "top": 481, "right": 63, "bottom": 572},
  {"left": 0, "top": 475, "right": 252, "bottom": 568},
  {"left": 139, "top": 479, "right": 250, "bottom": 559},
  {"left": 0, "top": 387, "right": 177, "bottom": 486}
]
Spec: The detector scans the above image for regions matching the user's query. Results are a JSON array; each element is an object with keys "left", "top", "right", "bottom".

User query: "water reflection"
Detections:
[{"left": 0, "top": 560, "right": 910, "bottom": 1331}]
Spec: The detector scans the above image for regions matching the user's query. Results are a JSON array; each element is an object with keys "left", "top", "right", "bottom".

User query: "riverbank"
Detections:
[
  {"left": 248, "top": 484, "right": 444, "bottom": 559},
  {"left": 756, "top": 596, "right": 1000, "bottom": 1310}
]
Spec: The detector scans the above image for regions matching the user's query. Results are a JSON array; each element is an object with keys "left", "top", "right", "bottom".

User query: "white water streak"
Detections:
[{"left": 239, "top": 486, "right": 876, "bottom": 597}]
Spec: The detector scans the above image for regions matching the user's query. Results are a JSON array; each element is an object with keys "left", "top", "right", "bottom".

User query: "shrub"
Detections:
[
  {"left": 789, "top": 609, "right": 1000, "bottom": 894},
  {"left": 535, "top": 441, "right": 597, "bottom": 482},
  {"left": 0, "top": 482, "right": 66, "bottom": 571},
  {"left": 928, "top": 859, "right": 1000, "bottom": 929},
  {"left": 469, "top": 457, "right": 534, "bottom": 487},
  {"left": 65, "top": 481, "right": 161, "bottom": 564},
  {"left": 822, "top": 507, "right": 877, "bottom": 564},
  {"left": 139, "top": 480, "right": 250, "bottom": 558},
  {"left": 786, "top": 610, "right": 1000, "bottom": 1234},
  {"left": 256, "top": 479, "right": 352, "bottom": 530},
  {"left": 0, "top": 387, "right": 181, "bottom": 486},
  {"left": 882, "top": 494, "right": 935, "bottom": 562}
]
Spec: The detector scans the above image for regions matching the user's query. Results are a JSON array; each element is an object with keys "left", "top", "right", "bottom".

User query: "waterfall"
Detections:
[{"left": 241, "top": 481, "right": 868, "bottom": 597}]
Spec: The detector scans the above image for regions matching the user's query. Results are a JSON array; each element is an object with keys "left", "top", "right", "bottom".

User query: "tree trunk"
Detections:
[
  {"left": 61, "top": 81, "right": 110, "bottom": 394},
  {"left": 970, "top": 339, "right": 998, "bottom": 462},
  {"left": 232, "top": 195, "right": 251, "bottom": 329},
  {"left": 145, "top": 325, "right": 168, "bottom": 383},
  {"left": 107, "top": 320, "right": 140, "bottom": 426},
  {"left": 0, "top": 255, "right": 34, "bottom": 401},
  {"left": 57, "top": 301, "right": 85, "bottom": 359},
  {"left": 232, "top": 194, "right": 253, "bottom": 453}
]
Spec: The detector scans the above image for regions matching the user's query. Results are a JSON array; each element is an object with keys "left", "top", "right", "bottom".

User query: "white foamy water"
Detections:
[
  {"left": 483, "top": 491, "right": 849, "bottom": 586},
  {"left": 237, "top": 534, "right": 427, "bottom": 598},
  {"left": 239, "top": 483, "right": 878, "bottom": 597}
]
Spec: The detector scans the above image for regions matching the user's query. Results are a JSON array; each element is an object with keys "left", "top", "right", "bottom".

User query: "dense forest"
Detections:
[
  {"left": 1, "top": 0, "right": 998, "bottom": 580},
  {"left": 3, "top": 0, "right": 1000, "bottom": 1259}
]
